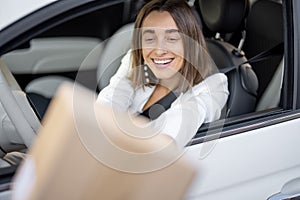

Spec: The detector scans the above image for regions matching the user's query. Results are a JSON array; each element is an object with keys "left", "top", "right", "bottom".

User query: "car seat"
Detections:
[
  {"left": 242, "top": 0, "right": 284, "bottom": 111},
  {"left": 199, "top": 0, "right": 259, "bottom": 117},
  {"left": 97, "top": 23, "right": 134, "bottom": 90}
]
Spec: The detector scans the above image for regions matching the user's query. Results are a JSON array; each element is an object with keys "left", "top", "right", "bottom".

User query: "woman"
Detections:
[{"left": 97, "top": 0, "right": 229, "bottom": 148}]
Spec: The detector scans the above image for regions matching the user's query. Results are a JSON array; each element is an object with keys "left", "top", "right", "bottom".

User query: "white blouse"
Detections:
[{"left": 97, "top": 52, "right": 229, "bottom": 148}]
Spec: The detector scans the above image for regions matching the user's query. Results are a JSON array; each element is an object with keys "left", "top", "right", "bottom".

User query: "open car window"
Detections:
[{"left": 0, "top": 0, "right": 295, "bottom": 147}]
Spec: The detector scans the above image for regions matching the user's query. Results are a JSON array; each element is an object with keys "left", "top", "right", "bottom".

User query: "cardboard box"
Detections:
[{"left": 12, "top": 83, "right": 196, "bottom": 200}]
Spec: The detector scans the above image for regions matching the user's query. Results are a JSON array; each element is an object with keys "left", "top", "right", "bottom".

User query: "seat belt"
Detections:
[
  {"left": 220, "top": 42, "right": 284, "bottom": 74},
  {"left": 140, "top": 90, "right": 178, "bottom": 120}
]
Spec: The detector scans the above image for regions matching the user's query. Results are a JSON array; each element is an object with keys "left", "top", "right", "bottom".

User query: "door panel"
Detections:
[{"left": 185, "top": 116, "right": 300, "bottom": 199}]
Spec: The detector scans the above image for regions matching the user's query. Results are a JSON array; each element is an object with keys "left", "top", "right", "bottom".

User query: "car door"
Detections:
[{"left": 185, "top": 0, "right": 300, "bottom": 199}]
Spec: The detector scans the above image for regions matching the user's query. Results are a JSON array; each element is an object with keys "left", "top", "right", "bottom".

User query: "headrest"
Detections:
[
  {"left": 199, "top": 0, "right": 249, "bottom": 33},
  {"left": 246, "top": 0, "right": 283, "bottom": 43}
]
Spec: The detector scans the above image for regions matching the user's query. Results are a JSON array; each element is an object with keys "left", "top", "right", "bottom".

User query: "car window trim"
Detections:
[{"left": 189, "top": 109, "right": 300, "bottom": 146}]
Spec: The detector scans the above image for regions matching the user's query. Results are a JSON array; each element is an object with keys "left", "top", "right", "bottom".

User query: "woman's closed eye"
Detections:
[
  {"left": 144, "top": 37, "right": 156, "bottom": 43},
  {"left": 166, "top": 36, "right": 180, "bottom": 43},
  {"left": 165, "top": 30, "right": 181, "bottom": 43}
]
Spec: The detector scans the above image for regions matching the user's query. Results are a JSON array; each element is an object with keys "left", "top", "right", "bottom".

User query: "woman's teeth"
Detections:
[{"left": 153, "top": 58, "right": 173, "bottom": 65}]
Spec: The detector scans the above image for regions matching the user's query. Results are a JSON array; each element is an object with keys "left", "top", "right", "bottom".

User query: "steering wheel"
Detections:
[{"left": 0, "top": 60, "right": 40, "bottom": 149}]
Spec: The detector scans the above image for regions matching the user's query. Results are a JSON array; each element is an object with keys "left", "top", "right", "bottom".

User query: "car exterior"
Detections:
[{"left": 0, "top": 0, "right": 300, "bottom": 199}]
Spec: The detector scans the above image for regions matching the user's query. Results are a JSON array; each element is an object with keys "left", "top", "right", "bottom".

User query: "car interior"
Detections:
[{"left": 0, "top": 0, "right": 285, "bottom": 196}]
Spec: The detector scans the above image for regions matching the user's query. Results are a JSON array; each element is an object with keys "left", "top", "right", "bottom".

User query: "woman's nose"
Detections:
[
  {"left": 154, "top": 47, "right": 168, "bottom": 56},
  {"left": 154, "top": 38, "right": 168, "bottom": 55}
]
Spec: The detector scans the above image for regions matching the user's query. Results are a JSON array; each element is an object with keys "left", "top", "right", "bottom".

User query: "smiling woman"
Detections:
[{"left": 97, "top": 0, "right": 229, "bottom": 148}]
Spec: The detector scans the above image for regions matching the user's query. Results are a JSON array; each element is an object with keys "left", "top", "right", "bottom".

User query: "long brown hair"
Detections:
[{"left": 130, "top": 0, "right": 212, "bottom": 92}]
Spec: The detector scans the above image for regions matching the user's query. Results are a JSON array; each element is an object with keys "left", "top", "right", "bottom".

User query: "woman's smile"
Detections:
[{"left": 151, "top": 57, "right": 175, "bottom": 68}]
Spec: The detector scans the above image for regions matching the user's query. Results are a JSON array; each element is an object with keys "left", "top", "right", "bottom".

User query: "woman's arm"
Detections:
[{"left": 150, "top": 73, "right": 229, "bottom": 148}]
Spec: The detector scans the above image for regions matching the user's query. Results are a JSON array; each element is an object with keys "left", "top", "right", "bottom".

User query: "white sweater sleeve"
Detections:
[
  {"left": 151, "top": 73, "right": 229, "bottom": 148},
  {"left": 97, "top": 52, "right": 134, "bottom": 111}
]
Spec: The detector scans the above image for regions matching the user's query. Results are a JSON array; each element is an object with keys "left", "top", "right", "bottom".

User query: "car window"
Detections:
[{"left": 0, "top": 0, "right": 293, "bottom": 143}]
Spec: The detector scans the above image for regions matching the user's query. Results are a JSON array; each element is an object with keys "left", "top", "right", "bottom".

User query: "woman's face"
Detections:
[{"left": 141, "top": 11, "right": 184, "bottom": 81}]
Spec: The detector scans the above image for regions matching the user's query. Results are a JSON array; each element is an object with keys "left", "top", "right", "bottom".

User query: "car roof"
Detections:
[{"left": 0, "top": 0, "right": 58, "bottom": 31}]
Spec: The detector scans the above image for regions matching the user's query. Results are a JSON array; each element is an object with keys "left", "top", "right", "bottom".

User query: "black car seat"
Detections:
[
  {"left": 199, "top": 0, "right": 259, "bottom": 117},
  {"left": 242, "top": 0, "right": 284, "bottom": 111}
]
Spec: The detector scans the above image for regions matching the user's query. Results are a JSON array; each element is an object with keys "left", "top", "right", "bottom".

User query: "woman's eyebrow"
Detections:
[
  {"left": 142, "top": 29, "right": 179, "bottom": 35},
  {"left": 165, "top": 29, "right": 179, "bottom": 34},
  {"left": 142, "top": 29, "right": 155, "bottom": 35}
]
